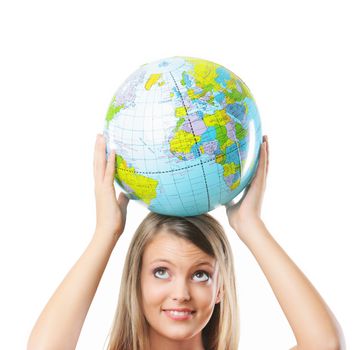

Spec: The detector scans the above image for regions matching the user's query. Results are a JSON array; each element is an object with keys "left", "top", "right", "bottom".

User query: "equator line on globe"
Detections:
[{"left": 103, "top": 56, "right": 262, "bottom": 216}]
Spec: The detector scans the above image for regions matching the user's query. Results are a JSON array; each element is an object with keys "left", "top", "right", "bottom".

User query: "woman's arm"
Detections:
[
  {"left": 226, "top": 136, "right": 345, "bottom": 350},
  {"left": 237, "top": 218, "right": 344, "bottom": 350},
  {"left": 27, "top": 232, "right": 117, "bottom": 350},
  {"left": 27, "top": 135, "right": 129, "bottom": 350}
]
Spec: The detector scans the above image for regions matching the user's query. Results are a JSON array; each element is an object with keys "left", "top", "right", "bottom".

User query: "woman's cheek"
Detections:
[
  {"left": 193, "top": 284, "right": 215, "bottom": 306},
  {"left": 142, "top": 276, "right": 167, "bottom": 305}
]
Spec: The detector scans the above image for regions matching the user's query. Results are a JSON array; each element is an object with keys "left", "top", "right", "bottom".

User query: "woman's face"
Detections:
[{"left": 140, "top": 230, "right": 221, "bottom": 343}]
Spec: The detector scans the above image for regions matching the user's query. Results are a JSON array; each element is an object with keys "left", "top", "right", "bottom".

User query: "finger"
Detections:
[
  {"left": 262, "top": 141, "right": 268, "bottom": 177},
  {"left": 264, "top": 135, "right": 269, "bottom": 175},
  {"left": 117, "top": 191, "right": 130, "bottom": 208},
  {"left": 104, "top": 149, "right": 116, "bottom": 184},
  {"left": 254, "top": 140, "right": 267, "bottom": 183},
  {"left": 94, "top": 134, "right": 107, "bottom": 184}
]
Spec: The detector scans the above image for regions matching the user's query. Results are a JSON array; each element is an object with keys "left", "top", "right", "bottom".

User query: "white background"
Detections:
[{"left": 1, "top": 0, "right": 361, "bottom": 349}]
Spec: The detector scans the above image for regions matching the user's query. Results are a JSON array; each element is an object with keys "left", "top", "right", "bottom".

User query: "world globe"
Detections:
[{"left": 103, "top": 56, "right": 262, "bottom": 216}]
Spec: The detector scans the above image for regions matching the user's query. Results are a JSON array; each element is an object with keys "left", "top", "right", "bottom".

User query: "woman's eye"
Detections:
[
  {"left": 193, "top": 271, "right": 210, "bottom": 282},
  {"left": 153, "top": 268, "right": 210, "bottom": 282},
  {"left": 154, "top": 268, "right": 169, "bottom": 279}
]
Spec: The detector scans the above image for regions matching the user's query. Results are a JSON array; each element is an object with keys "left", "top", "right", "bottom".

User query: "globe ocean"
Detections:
[{"left": 104, "top": 56, "right": 262, "bottom": 216}]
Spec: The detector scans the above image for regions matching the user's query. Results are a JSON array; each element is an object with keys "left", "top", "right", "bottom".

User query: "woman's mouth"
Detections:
[{"left": 163, "top": 309, "right": 196, "bottom": 321}]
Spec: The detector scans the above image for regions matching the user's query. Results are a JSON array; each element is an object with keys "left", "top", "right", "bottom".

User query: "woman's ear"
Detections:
[{"left": 215, "top": 287, "right": 223, "bottom": 304}]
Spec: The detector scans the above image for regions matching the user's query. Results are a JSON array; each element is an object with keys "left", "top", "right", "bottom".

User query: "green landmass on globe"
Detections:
[{"left": 103, "top": 56, "right": 262, "bottom": 216}]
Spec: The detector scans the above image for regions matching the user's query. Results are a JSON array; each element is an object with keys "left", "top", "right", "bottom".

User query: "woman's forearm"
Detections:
[
  {"left": 27, "top": 232, "right": 117, "bottom": 350},
  {"left": 239, "top": 219, "right": 344, "bottom": 350}
]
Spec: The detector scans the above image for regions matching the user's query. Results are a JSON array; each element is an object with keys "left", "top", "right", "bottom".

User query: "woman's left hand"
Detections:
[{"left": 225, "top": 135, "right": 269, "bottom": 240}]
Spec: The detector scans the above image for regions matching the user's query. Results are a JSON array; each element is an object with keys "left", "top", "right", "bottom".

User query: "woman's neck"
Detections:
[{"left": 148, "top": 328, "right": 205, "bottom": 350}]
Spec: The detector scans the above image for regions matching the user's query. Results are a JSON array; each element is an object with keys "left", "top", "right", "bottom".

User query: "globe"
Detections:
[{"left": 103, "top": 56, "right": 262, "bottom": 216}]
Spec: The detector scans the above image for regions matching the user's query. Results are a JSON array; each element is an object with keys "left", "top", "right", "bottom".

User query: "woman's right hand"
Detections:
[
  {"left": 93, "top": 134, "right": 129, "bottom": 240},
  {"left": 27, "top": 135, "right": 130, "bottom": 350}
]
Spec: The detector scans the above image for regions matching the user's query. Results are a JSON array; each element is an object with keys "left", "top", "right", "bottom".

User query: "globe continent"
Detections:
[{"left": 103, "top": 56, "right": 262, "bottom": 216}]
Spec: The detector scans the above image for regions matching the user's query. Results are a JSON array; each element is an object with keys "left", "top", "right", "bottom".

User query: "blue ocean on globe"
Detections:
[{"left": 103, "top": 56, "right": 262, "bottom": 216}]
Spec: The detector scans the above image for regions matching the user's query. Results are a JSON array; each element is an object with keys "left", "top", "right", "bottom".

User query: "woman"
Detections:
[
  {"left": 27, "top": 135, "right": 344, "bottom": 350},
  {"left": 107, "top": 211, "right": 238, "bottom": 350}
]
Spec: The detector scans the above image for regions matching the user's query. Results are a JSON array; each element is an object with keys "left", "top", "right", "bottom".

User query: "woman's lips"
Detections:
[{"left": 163, "top": 309, "right": 196, "bottom": 320}]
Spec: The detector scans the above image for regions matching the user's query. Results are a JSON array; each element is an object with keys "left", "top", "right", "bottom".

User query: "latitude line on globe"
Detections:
[
  {"left": 169, "top": 71, "right": 211, "bottom": 212},
  {"left": 117, "top": 145, "right": 241, "bottom": 174},
  {"left": 116, "top": 137, "right": 248, "bottom": 175}
]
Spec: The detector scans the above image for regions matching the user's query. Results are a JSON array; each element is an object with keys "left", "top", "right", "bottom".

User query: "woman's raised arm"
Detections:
[
  {"left": 27, "top": 135, "right": 129, "bottom": 350},
  {"left": 226, "top": 136, "right": 345, "bottom": 350}
]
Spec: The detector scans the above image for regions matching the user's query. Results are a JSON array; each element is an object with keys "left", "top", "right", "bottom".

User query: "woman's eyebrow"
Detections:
[{"left": 149, "top": 258, "right": 214, "bottom": 268}]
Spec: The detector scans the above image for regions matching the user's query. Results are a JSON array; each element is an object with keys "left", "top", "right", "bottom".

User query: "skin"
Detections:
[
  {"left": 27, "top": 134, "right": 345, "bottom": 350},
  {"left": 140, "top": 231, "right": 220, "bottom": 350},
  {"left": 226, "top": 136, "right": 345, "bottom": 349}
]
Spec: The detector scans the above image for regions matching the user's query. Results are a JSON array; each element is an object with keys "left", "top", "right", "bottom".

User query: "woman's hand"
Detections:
[
  {"left": 93, "top": 134, "right": 129, "bottom": 240},
  {"left": 225, "top": 135, "right": 269, "bottom": 240},
  {"left": 27, "top": 134, "right": 130, "bottom": 350}
]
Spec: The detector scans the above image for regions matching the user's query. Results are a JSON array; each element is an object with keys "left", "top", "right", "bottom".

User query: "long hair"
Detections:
[{"left": 107, "top": 212, "right": 240, "bottom": 350}]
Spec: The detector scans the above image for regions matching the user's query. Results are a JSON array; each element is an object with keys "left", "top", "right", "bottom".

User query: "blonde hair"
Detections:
[{"left": 107, "top": 212, "right": 240, "bottom": 350}]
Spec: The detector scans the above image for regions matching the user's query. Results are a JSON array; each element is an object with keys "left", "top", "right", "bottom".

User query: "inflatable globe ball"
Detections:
[{"left": 103, "top": 56, "right": 262, "bottom": 216}]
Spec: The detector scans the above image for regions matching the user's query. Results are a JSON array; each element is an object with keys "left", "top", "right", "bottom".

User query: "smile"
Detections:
[{"left": 163, "top": 310, "right": 195, "bottom": 320}]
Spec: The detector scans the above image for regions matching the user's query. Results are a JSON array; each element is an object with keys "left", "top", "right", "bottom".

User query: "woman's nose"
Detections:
[{"left": 171, "top": 279, "right": 191, "bottom": 301}]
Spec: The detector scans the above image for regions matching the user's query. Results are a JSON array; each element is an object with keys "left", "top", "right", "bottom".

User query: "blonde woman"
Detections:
[{"left": 28, "top": 135, "right": 344, "bottom": 350}]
